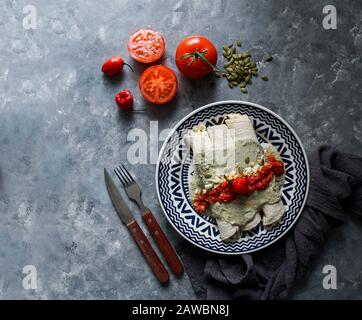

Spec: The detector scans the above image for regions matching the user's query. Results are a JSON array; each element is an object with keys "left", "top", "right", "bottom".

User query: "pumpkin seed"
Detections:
[
  {"left": 245, "top": 156, "right": 250, "bottom": 164},
  {"left": 221, "top": 43, "right": 270, "bottom": 92},
  {"left": 265, "top": 55, "right": 273, "bottom": 62}
]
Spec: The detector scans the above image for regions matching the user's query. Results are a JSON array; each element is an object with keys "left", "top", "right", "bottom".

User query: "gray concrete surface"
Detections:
[{"left": 0, "top": 0, "right": 361, "bottom": 299}]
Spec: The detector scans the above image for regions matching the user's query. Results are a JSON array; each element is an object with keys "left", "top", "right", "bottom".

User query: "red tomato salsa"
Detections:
[{"left": 193, "top": 154, "right": 285, "bottom": 213}]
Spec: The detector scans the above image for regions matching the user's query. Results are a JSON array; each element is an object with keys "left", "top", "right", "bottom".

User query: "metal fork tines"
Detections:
[{"left": 114, "top": 165, "right": 147, "bottom": 213}]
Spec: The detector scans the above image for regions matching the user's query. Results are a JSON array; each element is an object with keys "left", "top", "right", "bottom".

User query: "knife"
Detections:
[
  {"left": 104, "top": 168, "right": 169, "bottom": 284},
  {"left": 113, "top": 165, "right": 184, "bottom": 277}
]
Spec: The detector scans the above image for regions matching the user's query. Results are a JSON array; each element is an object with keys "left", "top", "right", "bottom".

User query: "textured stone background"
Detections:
[{"left": 0, "top": 0, "right": 361, "bottom": 299}]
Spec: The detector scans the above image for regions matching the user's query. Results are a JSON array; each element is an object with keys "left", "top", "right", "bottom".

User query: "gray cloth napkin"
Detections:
[{"left": 177, "top": 145, "right": 362, "bottom": 299}]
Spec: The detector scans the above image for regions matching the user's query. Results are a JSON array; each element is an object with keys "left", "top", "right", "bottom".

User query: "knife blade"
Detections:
[
  {"left": 104, "top": 168, "right": 169, "bottom": 284},
  {"left": 104, "top": 168, "right": 134, "bottom": 225}
]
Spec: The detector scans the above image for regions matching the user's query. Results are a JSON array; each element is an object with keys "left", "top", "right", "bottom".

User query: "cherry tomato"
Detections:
[
  {"left": 175, "top": 36, "right": 218, "bottom": 79},
  {"left": 248, "top": 175, "right": 259, "bottom": 185},
  {"left": 273, "top": 161, "right": 285, "bottom": 175},
  {"left": 232, "top": 177, "right": 249, "bottom": 195},
  {"left": 193, "top": 193, "right": 209, "bottom": 212},
  {"left": 261, "top": 163, "right": 273, "bottom": 176},
  {"left": 219, "top": 189, "right": 236, "bottom": 202},
  {"left": 139, "top": 65, "right": 178, "bottom": 105},
  {"left": 265, "top": 172, "right": 274, "bottom": 183},
  {"left": 101, "top": 56, "right": 133, "bottom": 76},
  {"left": 192, "top": 153, "right": 285, "bottom": 212},
  {"left": 267, "top": 154, "right": 277, "bottom": 162},
  {"left": 246, "top": 184, "right": 255, "bottom": 195},
  {"left": 115, "top": 90, "right": 134, "bottom": 110},
  {"left": 127, "top": 29, "right": 165, "bottom": 63}
]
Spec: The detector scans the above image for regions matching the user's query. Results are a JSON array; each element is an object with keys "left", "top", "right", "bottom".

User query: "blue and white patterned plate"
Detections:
[{"left": 156, "top": 101, "right": 309, "bottom": 255}]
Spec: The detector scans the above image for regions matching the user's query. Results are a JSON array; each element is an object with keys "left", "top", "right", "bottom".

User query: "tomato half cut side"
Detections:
[
  {"left": 139, "top": 65, "right": 178, "bottom": 105},
  {"left": 128, "top": 29, "right": 165, "bottom": 63}
]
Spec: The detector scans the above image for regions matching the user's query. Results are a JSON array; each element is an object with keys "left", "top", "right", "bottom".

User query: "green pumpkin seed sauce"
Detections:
[{"left": 189, "top": 139, "right": 285, "bottom": 228}]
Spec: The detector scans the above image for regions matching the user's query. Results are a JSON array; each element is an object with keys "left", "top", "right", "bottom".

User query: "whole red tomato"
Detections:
[{"left": 175, "top": 36, "right": 218, "bottom": 79}]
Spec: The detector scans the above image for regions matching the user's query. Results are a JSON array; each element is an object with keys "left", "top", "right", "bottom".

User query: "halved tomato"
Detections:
[
  {"left": 128, "top": 29, "right": 165, "bottom": 63},
  {"left": 139, "top": 65, "right": 178, "bottom": 105}
]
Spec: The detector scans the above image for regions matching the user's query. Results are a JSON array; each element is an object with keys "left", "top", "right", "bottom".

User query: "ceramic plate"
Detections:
[{"left": 156, "top": 101, "right": 309, "bottom": 254}]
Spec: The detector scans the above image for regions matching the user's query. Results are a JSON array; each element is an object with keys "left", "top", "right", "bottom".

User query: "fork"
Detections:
[{"left": 114, "top": 165, "right": 184, "bottom": 277}]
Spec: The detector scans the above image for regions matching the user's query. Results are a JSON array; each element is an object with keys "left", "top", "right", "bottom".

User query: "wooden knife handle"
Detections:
[
  {"left": 142, "top": 210, "right": 184, "bottom": 277},
  {"left": 127, "top": 220, "right": 169, "bottom": 284}
]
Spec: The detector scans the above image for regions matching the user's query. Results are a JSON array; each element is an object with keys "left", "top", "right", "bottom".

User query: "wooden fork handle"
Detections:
[
  {"left": 142, "top": 210, "right": 184, "bottom": 277},
  {"left": 127, "top": 220, "right": 169, "bottom": 284}
]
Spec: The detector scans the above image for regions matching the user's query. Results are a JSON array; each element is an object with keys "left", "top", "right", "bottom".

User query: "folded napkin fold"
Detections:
[{"left": 178, "top": 145, "right": 362, "bottom": 299}]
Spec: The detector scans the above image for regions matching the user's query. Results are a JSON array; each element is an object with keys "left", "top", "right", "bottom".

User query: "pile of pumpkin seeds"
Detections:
[{"left": 216, "top": 41, "right": 271, "bottom": 94}]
